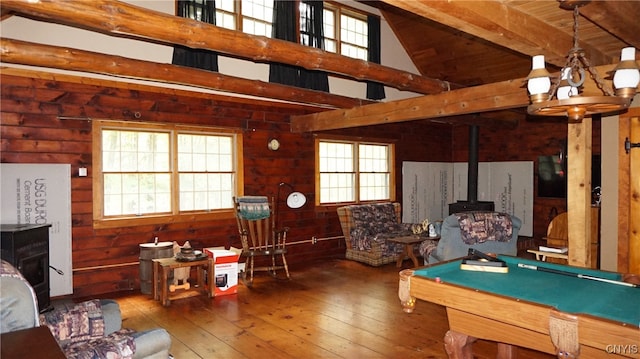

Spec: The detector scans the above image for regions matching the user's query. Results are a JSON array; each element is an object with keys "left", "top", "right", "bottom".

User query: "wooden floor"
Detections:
[{"left": 113, "top": 258, "right": 555, "bottom": 359}]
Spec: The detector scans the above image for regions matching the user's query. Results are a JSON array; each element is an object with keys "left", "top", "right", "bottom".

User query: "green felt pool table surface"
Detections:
[{"left": 413, "top": 255, "right": 640, "bottom": 326}]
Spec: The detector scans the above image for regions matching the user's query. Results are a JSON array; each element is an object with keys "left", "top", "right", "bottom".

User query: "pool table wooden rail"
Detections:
[{"left": 404, "top": 269, "right": 639, "bottom": 358}]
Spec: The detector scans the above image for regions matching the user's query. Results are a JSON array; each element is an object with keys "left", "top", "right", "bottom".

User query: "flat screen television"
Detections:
[{"left": 537, "top": 154, "right": 601, "bottom": 199}]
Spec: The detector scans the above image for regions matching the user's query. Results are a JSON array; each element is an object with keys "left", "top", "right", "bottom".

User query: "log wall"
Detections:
[
  {"left": 0, "top": 72, "right": 451, "bottom": 297},
  {"left": 1, "top": 71, "right": 587, "bottom": 297}
]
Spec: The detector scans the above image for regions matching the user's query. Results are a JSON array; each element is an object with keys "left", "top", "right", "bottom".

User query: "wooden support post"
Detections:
[
  {"left": 629, "top": 115, "right": 640, "bottom": 274},
  {"left": 567, "top": 118, "right": 592, "bottom": 268}
]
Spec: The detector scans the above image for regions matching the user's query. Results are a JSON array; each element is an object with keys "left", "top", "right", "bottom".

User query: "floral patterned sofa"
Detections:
[{"left": 337, "top": 202, "right": 438, "bottom": 266}]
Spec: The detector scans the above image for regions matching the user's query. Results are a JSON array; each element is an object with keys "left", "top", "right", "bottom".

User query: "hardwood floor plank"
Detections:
[{"left": 104, "top": 258, "right": 554, "bottom": 359}]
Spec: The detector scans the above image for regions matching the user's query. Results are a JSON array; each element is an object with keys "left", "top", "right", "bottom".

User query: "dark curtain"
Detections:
[
  {"left": 269, "top": 0, "right": 299, "bottom": 86},
  {"left": 298, "top": 1, "right": 329, "bottom": 92},
  {"left": 172, "top": 0, "right": 219, "bottom": 72},
  {"left": 366, "top": 15, "right": 385, "bottom": 100}
]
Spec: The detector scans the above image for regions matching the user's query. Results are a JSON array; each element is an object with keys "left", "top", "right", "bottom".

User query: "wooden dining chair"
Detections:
[{"left": 233, "top": 196, "right": 290, "bottom": 287}]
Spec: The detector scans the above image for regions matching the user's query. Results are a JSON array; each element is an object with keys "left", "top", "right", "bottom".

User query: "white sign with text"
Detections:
[
  {"left": 403, "top": 161, "right": 533, "bottom": 237},
  {"left": 1, "top": 163, "right": 73, "bottom": 296}
]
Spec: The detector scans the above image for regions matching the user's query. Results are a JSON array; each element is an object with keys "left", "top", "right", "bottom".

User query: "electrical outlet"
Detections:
[{"left": 312, "top": 236, "right": 317, "bottom": 244}]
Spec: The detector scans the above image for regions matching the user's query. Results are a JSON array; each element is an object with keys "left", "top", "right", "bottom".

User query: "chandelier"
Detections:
[{"left": 526, "top": 1, "right": 639, "bottom": 122}]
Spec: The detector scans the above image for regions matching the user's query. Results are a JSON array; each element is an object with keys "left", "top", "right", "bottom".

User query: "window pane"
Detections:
[
  {"left": 319, "top": 141, "right": 356, "bottom": 203},
  {"left": 359, "top": 144, "right": 388, "bottom": 172},
  {"left": 216, "top": 0, "right": 234, "bottom": 12},
  {"left": 178, "top": 133, "right": 234, "bottom": 211},
  {"left": 339, "top": 13, "right": 368, "bottom": 60},
  {"left": 241, "top": 0, "right": 273, "bottom": 36},
  {"left": 319, "top": 142, "right": 353, "bottom": 172},
  {"left": 360, "top": 173, "right": 389, "bottom": 201},
  {"left": 317, "top": 140, "right": 391, "bottom": 204},
  {"left": 179, "top": 173, "right": 234, "bottom": 211},
  {"left": 103, "top": 173, "right": 171, "bottom": 216},
  {"left": 97, "top": 122, "right": 240, "bottom": 221},
  {"left": 324, "top": 39, "right": 336, "bottom": 53},
  {"left": 216, "top": 12, "right": 236, "bottom": 29},
  {"left": 103, "top": 130, "right": 169, "bottom": 172},
  {"left": 323, "top": 9, "right": 335, "bottom": 39},
  {"left": 320, "top": 173, "right": 354, "bottom": 203},
  {"left": 178, "top": 133, "right": 233, "bottom": 172}
]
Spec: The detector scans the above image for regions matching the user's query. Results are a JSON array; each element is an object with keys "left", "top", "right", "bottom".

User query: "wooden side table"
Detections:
[
  {"left": 152, "top": 257, "right": 213, "bottom": 306},
  {"left": 387, "top": 235, "right": 439, "bottom": 268},
  {"left": 1, "top": 326, "right": 66, "bottom": 359}
]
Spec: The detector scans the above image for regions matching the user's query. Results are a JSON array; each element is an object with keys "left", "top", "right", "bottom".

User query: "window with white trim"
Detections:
[
  {"left": 93, "top": 120, "right": 242, "bottom": 227},
  {"left": 316, "top": 138, "right": 394, "bottom": 205}
]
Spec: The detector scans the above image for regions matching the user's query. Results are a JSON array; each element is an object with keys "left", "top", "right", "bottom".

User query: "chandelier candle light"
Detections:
[{"left": 526, "top": 1, "right": 639, "bottom": 122}]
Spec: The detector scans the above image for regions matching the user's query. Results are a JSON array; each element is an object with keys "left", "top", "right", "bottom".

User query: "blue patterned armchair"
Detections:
[{"left": 424, "top": 211, "right": 521, "bottom": 263}]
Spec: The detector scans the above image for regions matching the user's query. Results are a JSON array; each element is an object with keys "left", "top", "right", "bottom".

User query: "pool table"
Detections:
[{"left": 399, "top": 255, "right": 639, "bottom": 358}]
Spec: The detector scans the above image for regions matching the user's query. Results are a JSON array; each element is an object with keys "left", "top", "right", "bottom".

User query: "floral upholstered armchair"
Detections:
[
  {"left": 337, "top": 202, "right": 438, "bottom": 266},
  {"left": 0, "top": 260, "right": 171, "bottom": 359}
]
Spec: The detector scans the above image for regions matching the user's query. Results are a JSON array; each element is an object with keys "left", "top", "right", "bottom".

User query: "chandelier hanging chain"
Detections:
[
  {"left": 548, "top": 5, "right": 614, "bottom": 101},
  {"left": 526, "top": 1, "right": 638, "bottom": 121}
]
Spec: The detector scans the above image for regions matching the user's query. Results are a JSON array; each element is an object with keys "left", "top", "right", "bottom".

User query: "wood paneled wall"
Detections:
[
  {"left": 0, "top": 72, "right": 452, "bottom": 297},
  {"left": 2, "top": 71, "right": 586, "bottom": 297}
]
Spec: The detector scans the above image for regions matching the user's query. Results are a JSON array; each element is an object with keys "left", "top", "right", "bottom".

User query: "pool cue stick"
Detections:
[{"left": 517, "top": 263, "right": 639, "bottom": 288}]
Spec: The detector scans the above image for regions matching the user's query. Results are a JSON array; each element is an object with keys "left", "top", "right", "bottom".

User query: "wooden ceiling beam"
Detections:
[
  {"left": 0, "top": 0, "right": 453, "bottom": 96},
  {"left": 290, "top": 63, "right": 619, "bottom": 132},
  {"left": 290, "top": 78, "right": 528, "bottom": 132},
  {"left": 379, "top": 0, "right": 613, "bottom": 67},
  {"left": 0, "top": 38, "right": 371, "bottom": 109}
]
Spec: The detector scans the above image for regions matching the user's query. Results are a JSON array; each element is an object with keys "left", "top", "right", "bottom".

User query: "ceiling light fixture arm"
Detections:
[{"left": 526, "top": 2, "right": 639, "bottom": 122}]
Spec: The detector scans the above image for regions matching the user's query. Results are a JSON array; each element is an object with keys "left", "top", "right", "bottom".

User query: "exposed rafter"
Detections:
[
  {"left": 0, "top": 0, "right": 635, "bottom": 133},
  {"left": 290, "top": 77, "right": 528, "bottom": 132},
  {"left": 578, "top": 1, "right": 640, "bottom": 50},
  {"left": 379, "top": 0, "right": 612, "bottom": 67},
  {"left": 290, "top": 63, "right": 618, "bottom": 132},
  {"left": 0, "top": 0, "right": 454, "bottom": 96},
  {"left": 0, "top": 38, "right": 372, "bottom": 109}
]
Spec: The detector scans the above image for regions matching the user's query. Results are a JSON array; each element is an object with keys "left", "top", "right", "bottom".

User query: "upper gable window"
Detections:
[
  {"left": 323, "top": 5, "right": 368, "bottom": 61},
  {"left": 206, "top": 0, "right": 370, "bottom": 60},
  {"left": 215, "top": 0, "right": 237, "bottom": 29},
  {"left": 240, "top": 0, "right": 274, "bottom": 37}
]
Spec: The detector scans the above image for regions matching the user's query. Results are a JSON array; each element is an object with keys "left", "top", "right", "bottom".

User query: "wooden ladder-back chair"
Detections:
[{"left": 234, "top": 196, "right": 290, "bottom": 286}]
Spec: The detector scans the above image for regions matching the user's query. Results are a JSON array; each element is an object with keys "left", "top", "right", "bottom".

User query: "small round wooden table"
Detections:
[{"left": 387, "top": 235, "right": 439, "bottom": 268}]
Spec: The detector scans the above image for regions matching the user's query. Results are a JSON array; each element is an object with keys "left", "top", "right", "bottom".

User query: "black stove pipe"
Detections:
[
  {"left": 467, "top": 125, "right": 479, "bottom": 204},
  {"left": 448, "top": 124, "right": 495, "bottom": 214}
]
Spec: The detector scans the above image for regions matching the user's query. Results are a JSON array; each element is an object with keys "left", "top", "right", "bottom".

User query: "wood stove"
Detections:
[
  {"left": 449, "top": 125, "right": 495, "bottom": 214},
  {"left": 1, "top": 223, "right": 52, "bottom": 312}
]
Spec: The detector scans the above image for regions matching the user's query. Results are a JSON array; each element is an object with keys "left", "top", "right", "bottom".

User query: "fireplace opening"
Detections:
[
  {"left": 19, "top": 253, "right": 48, "bottom": 288},
  {"left": 1, "top": 224, "right": 52, "bottom": 312}
]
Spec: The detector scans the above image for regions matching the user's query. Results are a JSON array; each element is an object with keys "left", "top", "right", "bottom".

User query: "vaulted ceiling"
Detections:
[
  {"left": 375, "top": 0, "right": 639, "bottom": 87},
  {"left": 292, "top": 0, "right": 640, "bottom": 131},
  {"left": 1, "top": 0, "right": 639, "bottom": 132}
]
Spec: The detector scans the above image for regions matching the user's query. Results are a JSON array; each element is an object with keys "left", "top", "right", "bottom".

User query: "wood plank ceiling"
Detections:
[{"left": 1, "top": 0, "right": 639, "bottom": 132}]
